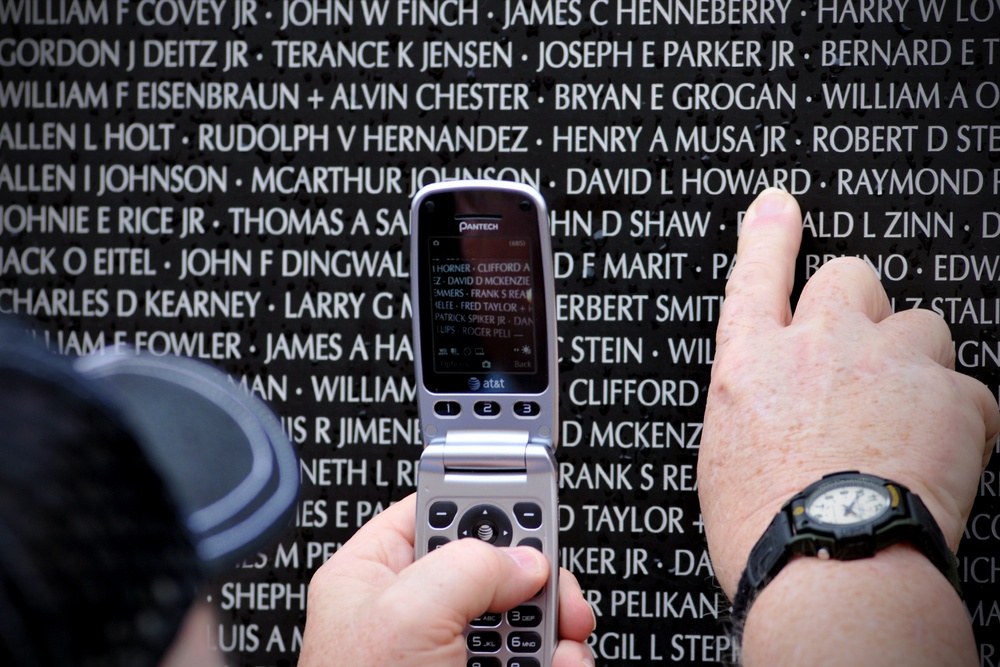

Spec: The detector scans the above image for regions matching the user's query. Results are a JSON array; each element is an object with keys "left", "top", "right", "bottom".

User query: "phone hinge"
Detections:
[{"left": 438, "top": 429, "right": 531, "bottom": 471}]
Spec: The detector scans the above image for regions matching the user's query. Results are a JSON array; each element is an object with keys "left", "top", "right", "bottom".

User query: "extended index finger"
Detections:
[{"left": 717, "top": 188, "right": 803, "bottom": 350}]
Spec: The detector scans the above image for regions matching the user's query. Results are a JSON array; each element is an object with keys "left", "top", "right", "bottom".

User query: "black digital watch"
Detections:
[{"left": 730, "top": 471, "right": 961, "bottom": 643}]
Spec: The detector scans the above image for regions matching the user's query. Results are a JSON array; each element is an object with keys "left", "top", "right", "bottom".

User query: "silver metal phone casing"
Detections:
[
  {"left": 415, "top": 435, "right": 559, "bottom": 665},
  {"left": 411, "top": 180, "right": 560, "bottom": 667}
]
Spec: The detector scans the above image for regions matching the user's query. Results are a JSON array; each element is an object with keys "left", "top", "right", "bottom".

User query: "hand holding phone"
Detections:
[{"left": 411, "top": 180, "right": 559, "bottom": 667}]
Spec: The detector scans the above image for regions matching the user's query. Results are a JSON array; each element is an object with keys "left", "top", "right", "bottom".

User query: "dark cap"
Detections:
[
  {"left": 74, "top": 351, "right": 300, "bottom": 572},
  {"left": 0, "top": 319, "right": 298, "bottom": 667}
]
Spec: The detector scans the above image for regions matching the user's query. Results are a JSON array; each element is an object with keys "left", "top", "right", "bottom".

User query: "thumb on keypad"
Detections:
[{"left": 394, "top": 539, "right": 549, "bottom": 622}]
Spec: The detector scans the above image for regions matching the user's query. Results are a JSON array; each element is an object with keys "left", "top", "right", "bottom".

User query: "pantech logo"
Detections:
[{"left": 458, "top": 221, "right": 499, "bottom": 232}]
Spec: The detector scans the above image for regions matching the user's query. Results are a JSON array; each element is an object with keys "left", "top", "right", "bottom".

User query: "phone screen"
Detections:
[{"left": 416, "top": 190, "right": 549, "bottom": 395}]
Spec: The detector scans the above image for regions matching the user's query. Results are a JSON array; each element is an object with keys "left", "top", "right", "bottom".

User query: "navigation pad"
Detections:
[{"left": 457, "top": 504, "right": 514, "bottom": 547}]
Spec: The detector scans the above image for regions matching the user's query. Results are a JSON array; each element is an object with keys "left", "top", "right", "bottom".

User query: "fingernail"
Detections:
[
  {"left": 507, "top": 547, "right": 545, "bottom": 574},
  {"left": 582, "top": 652, "right": 595, "bottom": 667},
  {"left": 752, "top": 188, "right": 790, "bottom": 219}
]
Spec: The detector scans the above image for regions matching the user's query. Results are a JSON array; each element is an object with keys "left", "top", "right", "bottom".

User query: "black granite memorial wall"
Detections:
[{"left": 1, "top": 1, "right": 998, "bottom": 664}]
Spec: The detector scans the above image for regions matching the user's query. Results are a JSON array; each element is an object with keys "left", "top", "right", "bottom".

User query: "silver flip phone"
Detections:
[{"left": 411, "top": 180, "right": 559, "bottom": 667}]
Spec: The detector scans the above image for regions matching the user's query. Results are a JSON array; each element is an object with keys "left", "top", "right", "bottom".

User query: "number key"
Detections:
[
  {"left": 507, "top": 632, "right": 542, "bottom": 653},
  {"left": 468, "top": 659, "right": 500, "bottom": 667},
  {"left": 467, "top": 631, "right": 502, "bottom": 653},
  {"left": 508, "top": 606, "right": 542, "bottom": 627}
]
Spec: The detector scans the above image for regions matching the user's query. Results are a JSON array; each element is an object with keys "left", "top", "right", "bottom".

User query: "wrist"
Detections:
[
  {"left": 741, "top": 545, "right": 974, "bottom": 667},
  {"left": 700, "top": 472, "right": 812, "bottom": 597},
  {"left": 704, "top": 503, "right": 786, "bottom": 598},
  {"left": 706, "top": 469, "right": 965, "bottom": 599},
  {"left": 726, "top": 471, "right": 962, "bottom": 647}
]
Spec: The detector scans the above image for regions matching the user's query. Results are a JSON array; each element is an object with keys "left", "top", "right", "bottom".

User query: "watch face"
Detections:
[{"left": 804, "top": 480, "right": 892, "bottom": 525}]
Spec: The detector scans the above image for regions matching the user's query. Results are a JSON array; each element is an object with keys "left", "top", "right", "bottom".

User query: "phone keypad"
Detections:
[
  {"left": 471, "top": 612, "right": 503, "bottom": 627},
  {"left": 423, "top": 502, "right": 549, "bottom": 664},
  {"left": 467, "top": 659, "right": 501, "bottom": 667},
  {"left": 516, "top": 537, "right": 543, "bottom": 552},
  {"left": 434, "top": 401, "right": 462, "bottom": 416},
  {"left": 474, "top": 401, "right": 501, "bottom": 416},
  {"left": 457, "top": 504, "right": 513, "bottom": 547},
  {"left": 433, "top": 400, "right": 545, "bottom": 421},
  {"left": 513, "top": 503, "right": 542, "bottom": 530},
  {"left": 507, "top": 606, "right": 542, "bottom": 627},
  {"left": 468, "top": 632, "right": 503, "bottom": 653},
  {"left": 429, "top": 501, "right": 458, "bottom": 528},
  {"left": 428, "top": 535, "right": 449, "bottom": 550},
  {"left": 513, "top": 401, "right": 540, "bottom": 417},
  {"left": 508, "top": 632, "right": 542, "bottom": 653}
]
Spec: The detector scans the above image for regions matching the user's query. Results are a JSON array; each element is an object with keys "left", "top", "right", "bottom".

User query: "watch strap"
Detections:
[
  {"left": 733, "top": 513, "right": 791, "bottom": 602},
  {"left": 902, "top": 491, "right": 962, "bottom": 595},
  {"left": 730, "top": 512, "right": 792, "bottom": 645}
]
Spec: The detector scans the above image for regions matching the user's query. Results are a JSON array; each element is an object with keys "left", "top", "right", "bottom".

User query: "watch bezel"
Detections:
[
  {"left": 786, "top": 472, "right": 908, "bottom": 560},
  {"left": 801, "top": 475, "right": 895, "bottom": 526}
]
